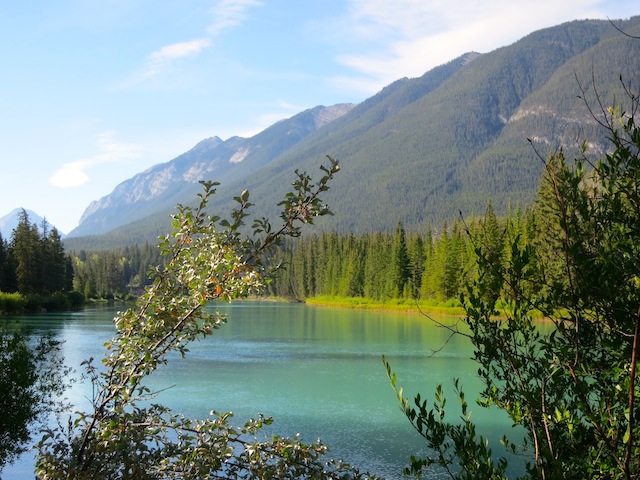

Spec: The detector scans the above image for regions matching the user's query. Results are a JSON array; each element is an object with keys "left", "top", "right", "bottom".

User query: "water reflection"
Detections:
[{"left": 3, "top": 302, "right": 520, "bottom": 479}]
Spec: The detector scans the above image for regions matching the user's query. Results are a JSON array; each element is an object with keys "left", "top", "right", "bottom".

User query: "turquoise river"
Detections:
[{"left": 2, "top": 302, "right": 523, "bottom": 479}]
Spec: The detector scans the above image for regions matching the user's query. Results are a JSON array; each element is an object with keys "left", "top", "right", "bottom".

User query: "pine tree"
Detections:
[
  {"left": 530, "top": 151, "right": 575, "bottom": 294},
  {"left": 363, "top": 232, "right": 393, "bottom": 300},
  {"left": 476, "top": 199, "right": 505, "bottom": 302},
  {"left": 423, "top": 223, "right": 448, "bottom": 301},
  {"left": 338, "top": 233, "right": 364, "bottom": 297},
  {"left": 42, "top": 227, "right": 69, "bottom": 294},
  {"left": 12, "top": 210, "right": 42, "bottom": 294},
  {"left": 442, "top": 220, "right": 465, "bottom": 300},
  {"left": 391, "top": 223, "right": 410, "bottom": 298},
  {"left": 407, "top": 234, "right": 425, "bottom": 299},
  {"left": 0, "top": 232, "right": 14, "bottom": 292},
  {"left": 304, "top": 236, "right": 318, "bottom": 297}
]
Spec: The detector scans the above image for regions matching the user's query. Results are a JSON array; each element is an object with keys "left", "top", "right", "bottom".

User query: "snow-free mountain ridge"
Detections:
[
  {"left": 70, "top": 104, "right": 355, "bottom": 237},
  {"left": 62, "top": 16, "right": 640, "bottom": 246}
]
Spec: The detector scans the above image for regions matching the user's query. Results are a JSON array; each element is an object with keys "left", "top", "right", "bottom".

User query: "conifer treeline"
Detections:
[
  {"left": 0, "top": 200, "right": 537, "bottom": 305},
  {"left": 0, "top": 210, "right": 72, "bottom": 295},
  {"left": 0, "top": 210, "right": 163, "bottom": 303},
  {"left": 269, "top": 202, "right": 534, "bottom": 303}
]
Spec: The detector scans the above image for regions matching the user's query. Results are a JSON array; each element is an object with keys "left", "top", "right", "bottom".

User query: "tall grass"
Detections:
[
  {"left": 0, "top": 291, "right": 25, "bottom": 314},
  {"left": 0, "top": 291, "right": 85, "bottom": 314},
  {"left": 305, "top": 295, "right": 466, "bottom": 316}
]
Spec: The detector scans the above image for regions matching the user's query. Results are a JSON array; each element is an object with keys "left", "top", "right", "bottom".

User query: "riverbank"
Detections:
[
  {"left": 0, "top": 290, "right": 85, "bottom": 314},
  {"left": 304, "top": 295, "right": 553, "bottom": 321},
  {"left": 304, "top": 295, "right": 466, "bottom": 316}
]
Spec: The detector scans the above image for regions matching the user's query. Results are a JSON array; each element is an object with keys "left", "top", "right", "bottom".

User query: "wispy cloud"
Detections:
[
  {"left": 130, "top": 0, "right": 262, "bottom": 85},
  {"left": 333, "top": 0, "right": 610, "bottom": 95},
  {"left": 50, "top": 132, "right": 142, "bottom": 188},
  {"left": 141, "top": 38, "right": 211, "bottom": 80},
  {"left": 207, "top": 0, "right": 263, "bottom": 35}
]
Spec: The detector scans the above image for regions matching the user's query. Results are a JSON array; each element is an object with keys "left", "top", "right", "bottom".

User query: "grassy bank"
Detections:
[
  {"left": 304, "top": 296, "right": 554, "bottom": 321},
  {"left": 305, "top": 295, "right": 466, "bottom": 316},
  {"left": 0, "top": 290, "right": 85, "bottom": 314}
]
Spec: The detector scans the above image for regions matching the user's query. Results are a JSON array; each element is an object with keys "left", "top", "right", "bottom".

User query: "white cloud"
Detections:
[
  {"left": 207, "top": 0, "right": 263, "bottom": 35},
  {"left": 49, "top": 162, "right": 91, "bottom": 188},
  {"left": 150, "top": 39, "right": 212, "bottom": 62},
  {"left": 50, "top": 132, "right": 142, "bottom": 188},
  {"left": 333, "top": 0, "right": 616, "bottom": 94},
  {"left": 141, "top": 38, "right": 211, "bottom": 79},
  {"left": 127, "top": 0, "right": 262, "bottom": 86}
]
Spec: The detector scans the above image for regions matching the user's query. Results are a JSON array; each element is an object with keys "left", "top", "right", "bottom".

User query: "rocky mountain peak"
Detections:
[{"left": 70, "top": 103, "right": 353, "bottom": 237}]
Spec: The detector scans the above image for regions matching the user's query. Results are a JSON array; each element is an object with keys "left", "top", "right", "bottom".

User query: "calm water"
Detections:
[{"left": 2, "top": 302, "right": 520, "bottom": 479}]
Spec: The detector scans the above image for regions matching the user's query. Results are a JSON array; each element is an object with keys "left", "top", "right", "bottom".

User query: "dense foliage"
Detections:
[
  {"left": 69, "top": 243, "right": 162, "bottom": 299},
  {"left": 0, "top": 210, "right": 72, "bottom": 295},
  {"left": 385, "top": 85, "right": 640, "bottom": 478},
  {"left": 63, "top": 202, "right": 528, "bottom": 306}
]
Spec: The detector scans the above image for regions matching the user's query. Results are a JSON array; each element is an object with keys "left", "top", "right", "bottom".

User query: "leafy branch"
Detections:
[{"left": 36, "top": 157, "right": 378, "bottom": 479}]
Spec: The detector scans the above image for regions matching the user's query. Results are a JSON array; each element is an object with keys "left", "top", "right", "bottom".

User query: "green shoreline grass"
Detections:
[
  {"left": 304, "top": 295, "right": 466, "bottom": 316},
  {"left": 302, "top": 295, "right": 552, "bottom": 321}
]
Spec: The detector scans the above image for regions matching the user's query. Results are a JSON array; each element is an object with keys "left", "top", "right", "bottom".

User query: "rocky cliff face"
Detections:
[
  {"left": 78, "top": 137, "right": 225, "bottom": 225},
  {"left": 70, "top": 104, "right": 354, "bottom": 237}
]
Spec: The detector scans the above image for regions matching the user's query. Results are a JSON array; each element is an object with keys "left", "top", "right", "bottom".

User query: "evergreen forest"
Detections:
[
  {"left": 0, "top": 189, "right": 584, "bottom": 314},
  {"left": 0, "top": 210, "right": 76, "bottom": 311},
  {"left": 70, "top": 243, "right": 162, "bottom": 300},
  {"left": 0, "top": 209, "right": 165, "bottom": 312},
  {"left": 269, "top": 201, "right": 532, "bottom": 308}
]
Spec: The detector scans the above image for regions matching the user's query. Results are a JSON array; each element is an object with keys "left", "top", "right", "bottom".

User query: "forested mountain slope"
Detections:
[{"left": 65, "top": 16, "right": 640, "bottom": 250}]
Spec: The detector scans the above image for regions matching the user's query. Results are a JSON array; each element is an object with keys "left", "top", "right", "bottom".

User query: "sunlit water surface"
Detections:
[{"left": 2, "top": 302, "right": 522, "bottom": 479}]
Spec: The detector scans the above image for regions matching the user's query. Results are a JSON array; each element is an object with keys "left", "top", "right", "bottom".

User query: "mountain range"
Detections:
[{"left": 62, "top": 15, "right": 640, "bottom": 249}]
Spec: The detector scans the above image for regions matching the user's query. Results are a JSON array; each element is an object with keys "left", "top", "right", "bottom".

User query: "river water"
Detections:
[{"left": 2, "top": 302, "right": 520, "bottom": 479}]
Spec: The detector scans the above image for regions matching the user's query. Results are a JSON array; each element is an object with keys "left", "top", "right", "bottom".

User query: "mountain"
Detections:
[
  {"left": 65, "top": 16, "right": 640, "bottom": 248},
  {"left": 0, "top": 208, "right": 62, "bottom": 239},
  {"left": 69, "top": 104, "right": 355, "bottom": 237}
]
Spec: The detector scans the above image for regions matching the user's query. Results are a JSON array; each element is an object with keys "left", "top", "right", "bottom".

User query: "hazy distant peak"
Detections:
[
  {"left": 69, "top": 103, "right": 354, "bottom": 237},
  {"left": 0, "top": 208, "right": 63, "bottom": 238},
  {"left": 189, "top": 136, "right": 224, "bottom": 152}
]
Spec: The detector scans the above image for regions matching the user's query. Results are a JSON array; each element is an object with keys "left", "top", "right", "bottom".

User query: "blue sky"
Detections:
[{"left": 0, "top": 0, "right": 637, "bottom": 234}]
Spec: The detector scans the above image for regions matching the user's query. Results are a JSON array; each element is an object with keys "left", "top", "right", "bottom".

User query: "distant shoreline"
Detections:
[{"left": 303, "top": 295, "right": 465, "bottom": 317}]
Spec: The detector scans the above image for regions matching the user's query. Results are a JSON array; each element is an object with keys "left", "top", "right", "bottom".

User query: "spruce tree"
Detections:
[
  {"left": 391, "top": 222, "right": 410, "bottom": 298},
  {"left": 12, "top": 210, "right": 42, "bottom": 294},
  {"left": 407, "top": 234, "right": 425, "bottom": 299},
  {"left": 42, "top": 227, "right": 68, "bottom": 294}
]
